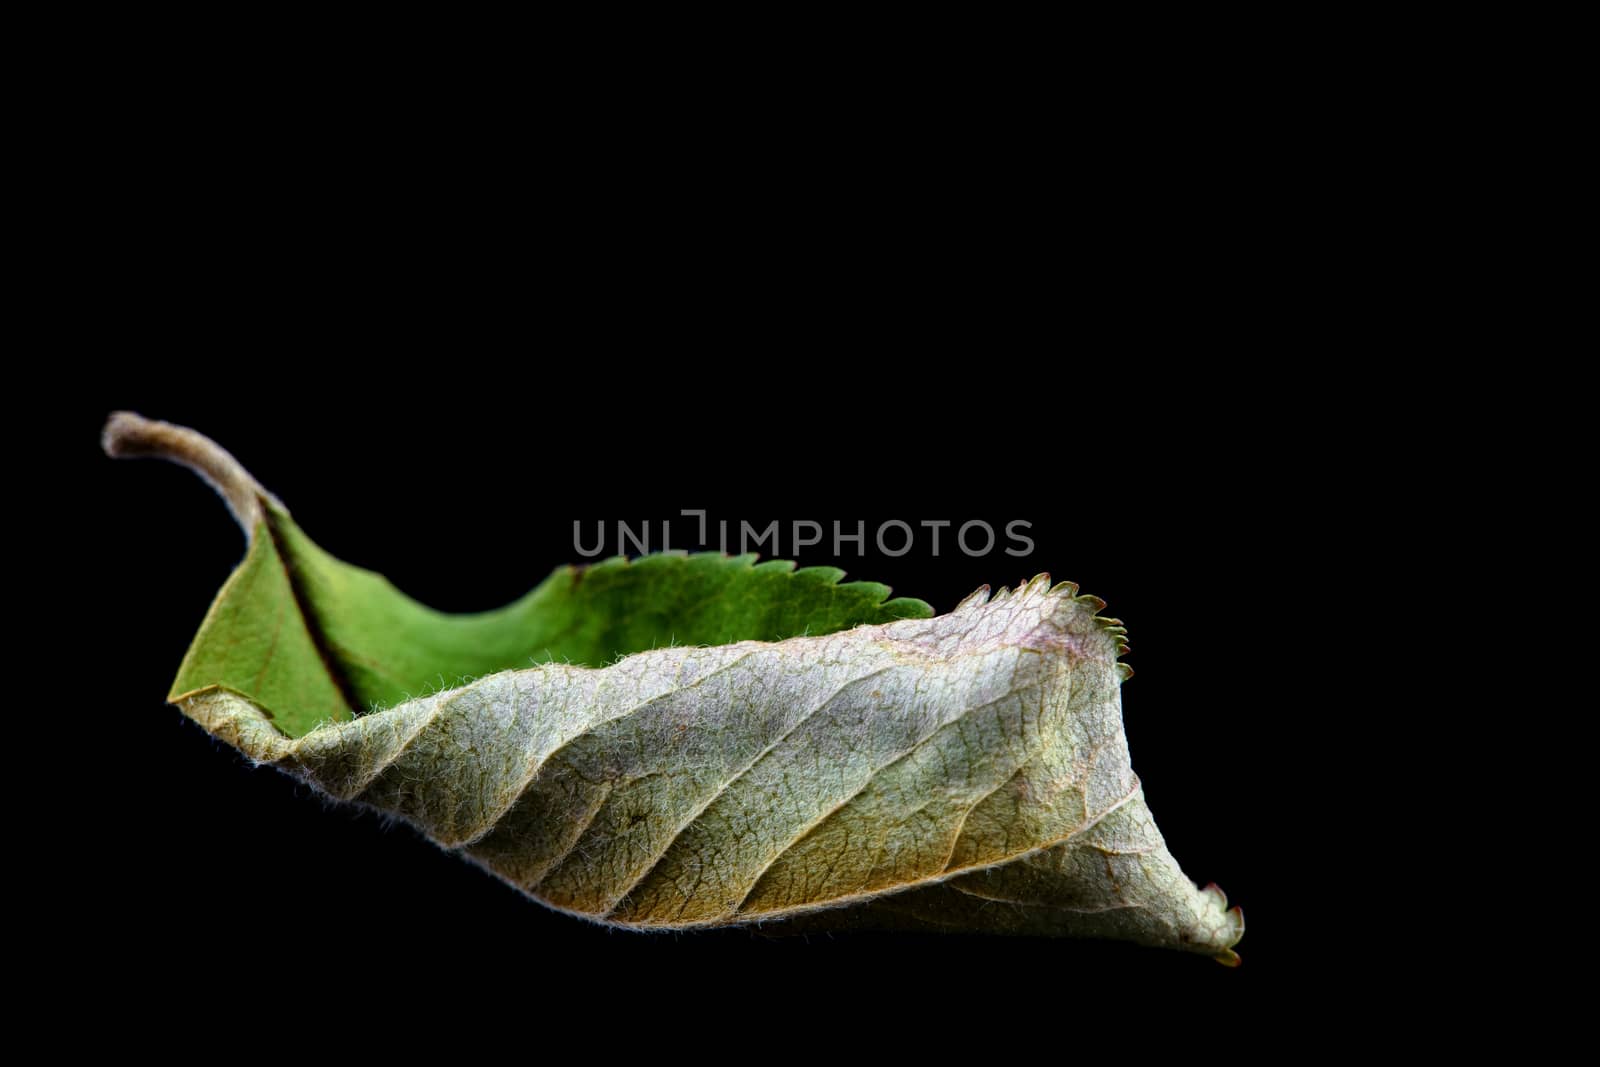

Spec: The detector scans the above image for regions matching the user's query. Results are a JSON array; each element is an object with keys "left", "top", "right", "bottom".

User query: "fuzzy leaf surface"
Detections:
[{"left": 181, "top": 580, "right": 1242, "bottom": 962}]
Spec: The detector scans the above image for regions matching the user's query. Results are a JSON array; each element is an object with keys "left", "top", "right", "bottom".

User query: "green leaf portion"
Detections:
[
  {"left": 173, "top": 505, "right": 932, "bottom": 739},
  {"left": 170, "top": 520, "right": 349, "bottom": 734}
]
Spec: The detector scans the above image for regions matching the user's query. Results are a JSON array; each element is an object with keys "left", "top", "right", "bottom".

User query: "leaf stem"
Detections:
[{"left": 101, "top": 411, "right": 282, "bottom": 537}]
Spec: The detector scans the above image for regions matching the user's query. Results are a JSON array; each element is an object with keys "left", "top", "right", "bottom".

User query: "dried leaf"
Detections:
[{"left": 105, "top": 412, "right": 1243, "bottom": 964}]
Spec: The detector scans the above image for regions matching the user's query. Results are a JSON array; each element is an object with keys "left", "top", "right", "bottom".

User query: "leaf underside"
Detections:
[{"left": 181, "top": 579, "right": 1243, "bottom": 963}]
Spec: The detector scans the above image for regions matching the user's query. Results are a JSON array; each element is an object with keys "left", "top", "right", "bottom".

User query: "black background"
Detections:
[
  {"left": 4, "top": 5, "right": 1435, "bottom": 1035},
  {"left": 41, "top": 133, "right": 1367, "bottom": 1027}
]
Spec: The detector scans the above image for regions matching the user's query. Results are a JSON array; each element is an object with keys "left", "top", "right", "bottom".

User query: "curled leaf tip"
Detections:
[{"left": 1215, "top": 906, "right": 1246, "bottom": 965}]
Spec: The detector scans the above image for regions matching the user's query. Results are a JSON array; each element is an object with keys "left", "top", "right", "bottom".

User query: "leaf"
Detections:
[
  {"left": 106, "top": 413, "right": 1243, "bottom": 964},
  {"left": 103, "top": 413, "right": 931, "bottom": 738}
]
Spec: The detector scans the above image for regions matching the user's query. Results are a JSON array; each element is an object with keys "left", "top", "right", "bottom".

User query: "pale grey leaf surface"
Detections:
[{"left": 181, "top": 576, "right": 1243, "bottom": 963}]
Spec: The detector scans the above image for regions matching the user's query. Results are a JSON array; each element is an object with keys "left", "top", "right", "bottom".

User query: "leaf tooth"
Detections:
[
  {"left": 793, "top": 565, "right": 846, "bottom": 586},
  {"left": 954, "top": 585, "right": 992, "bottom": 611},
  {"left": 880, "top": 597, "right": 934, "bottom": 618},
  {"left": 1019, "top": 573, "right": 1054, "bottom": 595},
  {"left": 837, "top": 581, "right": 892, "bottom": 605}
]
